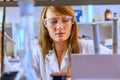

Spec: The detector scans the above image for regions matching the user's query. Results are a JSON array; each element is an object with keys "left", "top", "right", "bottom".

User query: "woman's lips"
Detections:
[{"left": 56, "top": 32, "right": 64, "bottom": 36}]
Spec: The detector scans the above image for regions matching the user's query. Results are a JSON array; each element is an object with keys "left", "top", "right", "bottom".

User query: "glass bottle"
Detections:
[{"left": 51, "top": 72, "right": 67, "bottom": 80}]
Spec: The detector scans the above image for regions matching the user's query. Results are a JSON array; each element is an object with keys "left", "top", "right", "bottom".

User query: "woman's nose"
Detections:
[{"left": 56, "top": 22, "right": 63, "bottom": 29}]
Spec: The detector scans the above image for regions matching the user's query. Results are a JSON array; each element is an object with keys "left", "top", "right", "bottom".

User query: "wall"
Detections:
[{"left": 5, "top": 7, "right": 43, "bottom": 23}]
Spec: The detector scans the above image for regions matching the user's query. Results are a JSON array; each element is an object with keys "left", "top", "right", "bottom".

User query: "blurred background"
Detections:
[{"left": 0, "top": 0, "right": 120, "bottom": 58}]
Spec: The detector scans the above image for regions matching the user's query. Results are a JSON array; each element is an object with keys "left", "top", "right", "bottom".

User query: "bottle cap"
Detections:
[{"left": 50, "top": 72, "right": 67, "bottom": 80}]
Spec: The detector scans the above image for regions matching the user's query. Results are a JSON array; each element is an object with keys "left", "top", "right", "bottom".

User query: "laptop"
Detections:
[{"left": 71, "top": 54, "right": 120, "bottom": 80}]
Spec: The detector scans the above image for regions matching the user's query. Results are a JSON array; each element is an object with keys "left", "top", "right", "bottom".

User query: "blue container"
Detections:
[{"left": 52, "top": 75, "right": 67, "bottom": 80}]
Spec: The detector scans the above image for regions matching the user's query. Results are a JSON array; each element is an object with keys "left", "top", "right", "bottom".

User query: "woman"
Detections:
[{"left": 32, "top": 6, "right": 111, "bottom": 80}]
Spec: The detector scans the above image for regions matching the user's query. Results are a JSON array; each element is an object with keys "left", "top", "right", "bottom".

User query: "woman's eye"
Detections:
[
  {"left": 63, "top": 19, "right": 69, "bottom": 23},
  {"left": 50, "top": 20, "right": 57, "bottom": 24}
]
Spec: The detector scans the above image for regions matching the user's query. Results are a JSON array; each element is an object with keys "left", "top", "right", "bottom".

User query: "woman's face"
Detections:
[{"left": 45, "top": 10, "right": 73, "bottom": 43}]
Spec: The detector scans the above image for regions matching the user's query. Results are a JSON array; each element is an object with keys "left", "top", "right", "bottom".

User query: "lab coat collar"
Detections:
[{"left": 46, "top": 49, "right": 69, "bottom": 72}]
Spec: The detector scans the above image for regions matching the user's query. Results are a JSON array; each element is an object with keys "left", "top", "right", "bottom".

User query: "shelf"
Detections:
[{"left": 0, "top": 0, "right": 120, "bottom": 7}]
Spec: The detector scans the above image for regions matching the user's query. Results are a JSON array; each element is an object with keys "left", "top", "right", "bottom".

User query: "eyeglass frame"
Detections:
[{"left": 43, "top": 16, "right": 74, "bottom": 28}]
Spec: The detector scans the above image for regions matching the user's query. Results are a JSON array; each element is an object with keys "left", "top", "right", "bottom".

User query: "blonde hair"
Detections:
[{"left": 38, "top": 6, "right": 79, "bottom": 60}]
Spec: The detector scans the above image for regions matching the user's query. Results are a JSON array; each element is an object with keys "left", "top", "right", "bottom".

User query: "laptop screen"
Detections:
[{"left": 71, "top": 54, "right": 120, "bottom": 80}]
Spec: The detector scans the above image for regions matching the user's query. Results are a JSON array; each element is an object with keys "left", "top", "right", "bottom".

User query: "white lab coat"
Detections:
[{"left": 31, "top": 39, "right": 112, "bottom": 80}]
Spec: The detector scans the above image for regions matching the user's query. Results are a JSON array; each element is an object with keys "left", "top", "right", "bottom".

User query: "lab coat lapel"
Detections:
[
  {"left": 61, "top": 51, "right": 68, "bottom": 69},
  {"left": 46, "top": 50, "right": 59, "bottom": 72},
  {"left": 60, "top": 50, "right": 70, "bottom": 71}
]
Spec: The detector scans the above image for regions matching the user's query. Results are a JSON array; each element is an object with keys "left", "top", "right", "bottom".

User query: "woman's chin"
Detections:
[{"left": 54, "top": 38, "right": 67, "bottom": 42}]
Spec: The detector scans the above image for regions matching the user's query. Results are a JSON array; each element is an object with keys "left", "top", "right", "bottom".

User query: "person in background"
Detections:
[{"left": 32, "top": 6, "right": 112, "bottom": 80}]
